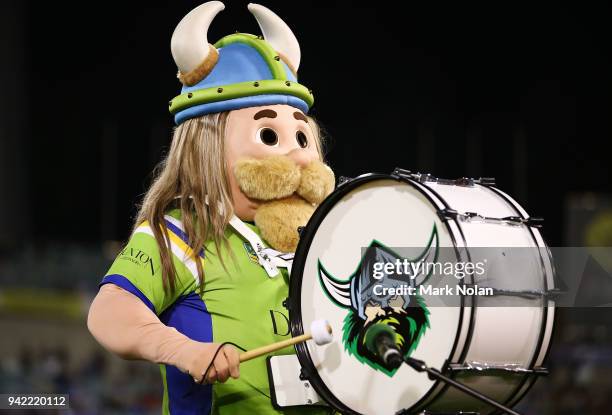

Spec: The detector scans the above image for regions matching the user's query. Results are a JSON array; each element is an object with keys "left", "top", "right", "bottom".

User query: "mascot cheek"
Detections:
[{"left": 254, "top": 195, "right": 315, "bottom": 252}]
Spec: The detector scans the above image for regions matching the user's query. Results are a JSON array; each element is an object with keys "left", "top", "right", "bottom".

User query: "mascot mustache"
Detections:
[
  {"left": 233, "top": 156, "right": 335, "bottom": 252},
  {"left": 234, "top": 155, "right": 334, "bottom": 203}
]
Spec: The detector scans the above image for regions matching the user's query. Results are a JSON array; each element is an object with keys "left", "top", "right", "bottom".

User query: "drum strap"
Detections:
[{"left": 228, "top": 215, "right": 294, "bottom": 278}]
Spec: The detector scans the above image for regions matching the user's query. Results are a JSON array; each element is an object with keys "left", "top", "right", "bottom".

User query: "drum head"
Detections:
[{"left": 290, "top": 175, "right": 465, "bottom": 415}]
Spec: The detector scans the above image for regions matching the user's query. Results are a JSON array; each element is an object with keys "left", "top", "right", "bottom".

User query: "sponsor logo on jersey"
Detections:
[{"left": 119, "top": 247, "right": 155, "bottom": 276}]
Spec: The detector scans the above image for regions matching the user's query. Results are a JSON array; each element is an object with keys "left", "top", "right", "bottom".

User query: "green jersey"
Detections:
[{"left": 101, "top": 210, "right": 329, "bottom": 415}]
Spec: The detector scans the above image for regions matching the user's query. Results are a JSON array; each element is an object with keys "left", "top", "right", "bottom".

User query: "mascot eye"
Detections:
[
  {"left": 257, "top": 127, "right": 279, "bottom": 146},
  {"left": 296, "top": 131, "right": 308, "bottom": 148}
]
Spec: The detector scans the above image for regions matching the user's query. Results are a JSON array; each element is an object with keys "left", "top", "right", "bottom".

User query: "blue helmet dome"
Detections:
[{"left": 169, "top": 2, "right": 314, "bottom": 125}]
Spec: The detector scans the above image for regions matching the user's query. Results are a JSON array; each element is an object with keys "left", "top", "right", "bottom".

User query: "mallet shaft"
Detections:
[{"left": 239, "top": 333, "right": 312, "bottom": 362}]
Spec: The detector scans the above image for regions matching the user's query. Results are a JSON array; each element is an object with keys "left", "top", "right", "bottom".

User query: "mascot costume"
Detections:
[{"left": 87, "top": 2, "right": 335, "bottom": 414}]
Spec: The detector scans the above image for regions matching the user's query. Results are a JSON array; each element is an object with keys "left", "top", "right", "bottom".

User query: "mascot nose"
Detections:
[{"left": 286, "top": 148, "right": 315, "bottom": 168}]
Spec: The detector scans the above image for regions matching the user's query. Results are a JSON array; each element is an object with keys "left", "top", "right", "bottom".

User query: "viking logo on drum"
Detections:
[{"left": 318, "top": 225, "right": 439, "bottom": 376}]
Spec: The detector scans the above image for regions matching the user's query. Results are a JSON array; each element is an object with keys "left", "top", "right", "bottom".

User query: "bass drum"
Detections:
[{"left": 289, "top": 171, "right": 555, "bottom": 415}]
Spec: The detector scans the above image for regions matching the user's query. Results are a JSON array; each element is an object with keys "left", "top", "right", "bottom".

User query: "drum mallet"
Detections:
[{"left": 239, "top": 319, "right": 333, "bottom": 363}]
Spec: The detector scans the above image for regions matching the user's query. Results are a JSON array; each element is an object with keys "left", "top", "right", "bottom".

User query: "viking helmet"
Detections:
[{"left": 168, "top": 2, "right": 314, "bottom": 125}]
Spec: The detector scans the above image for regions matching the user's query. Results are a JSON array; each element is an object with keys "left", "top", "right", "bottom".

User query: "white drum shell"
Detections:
[{"left": 291, "top": 175, "right": 555, "bottom": 415}]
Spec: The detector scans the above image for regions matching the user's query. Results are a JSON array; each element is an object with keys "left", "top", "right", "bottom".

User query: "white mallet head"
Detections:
[{"left": 310, "top": 319, "right": 333, "bottom": 346}]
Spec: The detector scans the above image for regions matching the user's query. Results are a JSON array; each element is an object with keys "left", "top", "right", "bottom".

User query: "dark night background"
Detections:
[
  {"left": 0, "top": 1, "right": 611, "bottom": 414},
  {"left": 1, "top": 1, "right": 609, "bottom": 246}
]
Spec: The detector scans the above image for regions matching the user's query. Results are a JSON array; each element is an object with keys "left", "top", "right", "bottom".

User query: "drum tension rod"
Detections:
[
  {"left": 489, "top": 288, "right": 563, "bottom": 300},
  {"left": 391, "top": 167, "right": 496, "bottom": 187},
  {"left": 500, "top": 216, "right": 544, "bottom": 227},
  {"left": 447, "top": 362, "right": 550, "bottom": 376},
  {"left": 437, "top": 209, "right": 544, "bottom": 228}
]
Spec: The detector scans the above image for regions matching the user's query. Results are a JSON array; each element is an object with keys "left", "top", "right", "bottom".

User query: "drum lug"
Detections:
[
  {"left": 282, "top": 298, "right": 290, "bottom": 310},
  {"left": 447, "top": 362, "right": 550, "bottom": 376},
  {"left": 299, "top": 368, "right": 309, "bottom": 381}
]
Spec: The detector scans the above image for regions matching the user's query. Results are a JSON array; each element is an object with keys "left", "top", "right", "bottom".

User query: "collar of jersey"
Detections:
[{"left": 165, "top": 207, "right": 288, "bottom": 278}]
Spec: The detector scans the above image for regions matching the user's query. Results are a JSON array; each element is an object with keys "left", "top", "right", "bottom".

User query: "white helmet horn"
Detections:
[
  {"left": 171, "top": 1, "right": 225, "bottom": 76},
  {"left": 247, "top": 3, "right": 301, "bottom": 71}
]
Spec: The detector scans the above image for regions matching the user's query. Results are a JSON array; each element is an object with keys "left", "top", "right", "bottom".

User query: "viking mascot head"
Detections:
[{"left": 136, "top": 2, "right": 334, "bottom": 291}]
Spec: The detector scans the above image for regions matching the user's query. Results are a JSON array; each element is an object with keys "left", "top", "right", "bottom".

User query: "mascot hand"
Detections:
[{"left": 176, "top": 341, "right": 240, "bottom": 384}]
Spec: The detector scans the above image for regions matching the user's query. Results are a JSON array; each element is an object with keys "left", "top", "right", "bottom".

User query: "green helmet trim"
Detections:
[
  {"left": 169, "top": 79, "right": 314, "bottom": 114},
  {"left": 214, "top": 33, "right": 289, "bottom": 80}
]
